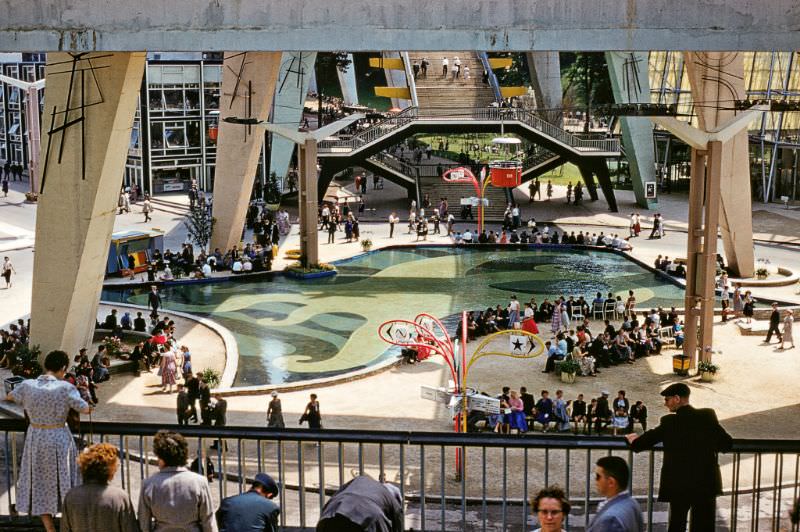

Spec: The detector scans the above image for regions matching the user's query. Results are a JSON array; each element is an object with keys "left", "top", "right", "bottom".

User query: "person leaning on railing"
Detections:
[
  {"left": 3, "top": 350, "right": 93, "bottom": 532},
  {"left": 138, "top": 430, "right": 217, "bottom": 532},
  {"left": 61, "top": 443, "right": 138, "bottom": 532}
]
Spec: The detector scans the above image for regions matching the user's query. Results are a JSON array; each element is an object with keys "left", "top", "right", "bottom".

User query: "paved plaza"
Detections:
[{"left": 0, "top": 176, "right": 798, "bottom": 442}]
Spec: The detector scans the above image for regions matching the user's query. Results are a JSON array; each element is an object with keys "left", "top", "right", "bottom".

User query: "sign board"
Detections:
[
  {"left": 451, "top": 169, "right": 465, "bottom": 179},
  {"left": 163, "top": 182, "right": 184, "bottom": 192},
  {"left": 466, "top": 394, "right": 501, "bottom": 414},
  {"left": 645, "top": 181, "right": 657, "bottom": 199},
  {"left": 459, "top": 197, "right": 490, "bottom": 206},
  {"left": 420, "top": 385, "right": 453, "bottom": 404}
]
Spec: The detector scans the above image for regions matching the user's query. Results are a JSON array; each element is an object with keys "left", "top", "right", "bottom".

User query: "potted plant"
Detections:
[
  {"left": 24, "top": 191, "right": 39, "bottom": 203},
  {"left": 559, "top": 357, "right": 581, "bottom": 384},
  {"left": 697, "top": 360, "right": 719, "bottom": 382},
  {"left": 756, "top": 267, "right": 768, "bottom": 280},
  {"left": 360, "top": 238, "right": 373, "bottom": 252},
  {"left": 264, "top": 172, "right": 281, "bottom": 211}
]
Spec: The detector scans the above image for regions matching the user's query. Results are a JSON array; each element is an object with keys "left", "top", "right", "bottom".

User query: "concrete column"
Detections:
[
  {"left": 698, "top": 141, "right": 724, "bottom": 362},
  {"left": 684, "top": 52, "right": 755, "bottom": 278},
  {"left": 29, "top": 52, "right": 145, "bottom": 357},
  {"left": 210, "top": 52, "right": 281, "bottom": 253},
  {"left": 337, "top": 53, "right": 359, "bottom": 106},
  {"left": 577, "top": 164, "right": 599, "bottom": 201},
  {"left": 606, "top": 51, "right": 657, "bottom": 209},
  {"left": 683, "top": 148, "right": 706, "bottom": 363},
  {"left": 526, "top": 52, "right": 563, "bottom": 126},
  {"left": 270, "top": 52, "right": 317, "bottom": 189},
  {"left": 297, "top": 139, "right": 319, "bottom": 265}
]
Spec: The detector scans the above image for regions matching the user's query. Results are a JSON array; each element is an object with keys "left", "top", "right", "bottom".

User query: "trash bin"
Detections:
[
  {"left": 4, "top": 376, "right": 24, "bottom": 396},
  {"left": 672, "top": 355, "right": 690, "bottom": 376}
]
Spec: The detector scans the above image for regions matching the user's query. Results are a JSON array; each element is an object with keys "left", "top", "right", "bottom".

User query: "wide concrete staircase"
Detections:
[
  {"left": 407, "top": 52, "right": 497, "bottom": 110},
  {"left": 418, "top": 175, "right": 523, "bottom": 221}
]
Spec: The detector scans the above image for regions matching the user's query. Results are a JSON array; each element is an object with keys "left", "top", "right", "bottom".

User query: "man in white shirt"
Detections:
[
  {"left": 201, "top": 262, "right": 212, "bottom": 277},
  {"left": 243, "top": 260, "right": 253, "bottom": 272},
  {"left": 441, "top": 57, "right": 449, "bottom": 77},
  {"left": 462, "top": 229, "right": 473, "bottom": 243},
  {"left": 232, "top": 260, "right": 243, "bottom": 273}
]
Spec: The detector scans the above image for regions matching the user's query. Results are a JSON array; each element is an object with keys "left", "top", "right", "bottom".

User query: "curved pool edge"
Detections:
[
  {"left": 213, "top": 356, "right": 402, "bottom": 396},
  {"left": 97, "top": 300, "right": 240, "bottom": 390}
]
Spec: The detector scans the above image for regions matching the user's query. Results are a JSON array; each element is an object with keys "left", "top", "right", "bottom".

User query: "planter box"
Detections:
[
  {"left": 672, "top": 355, "right": 691, "bottom": 376},
  {"left": 560, "top": 372, "right": 576, "bottom": 384},
  {"left": 284, "top": 269, "right": 337, "bottom": 280},
  {"left": 700, "top": 371, "right": 715, "bottom": 382}
]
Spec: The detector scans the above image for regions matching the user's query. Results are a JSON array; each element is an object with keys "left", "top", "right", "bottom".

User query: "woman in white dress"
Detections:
[
  {"left": 780, "top": 310, "right": 795, "bottom": 349},
  {"left": 5, "top": 350, "right": 91, "bottom": 532}
]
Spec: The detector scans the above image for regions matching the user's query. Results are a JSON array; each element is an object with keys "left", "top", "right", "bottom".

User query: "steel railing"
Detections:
[
  {"left": 317, "top": 106, "right": 621, "bottom": 158},
  {"left": 0, "top": 420, "right": 796, "bottom": 531}
]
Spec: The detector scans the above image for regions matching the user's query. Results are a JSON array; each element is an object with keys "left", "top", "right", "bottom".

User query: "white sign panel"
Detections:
[{"left": 420, "top": 385, "right": 452, "bottom": 404}]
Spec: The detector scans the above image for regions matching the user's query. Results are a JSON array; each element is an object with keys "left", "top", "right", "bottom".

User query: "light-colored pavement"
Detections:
[{"left": 0, "top": 176, "right": 799, "bottom": 439}]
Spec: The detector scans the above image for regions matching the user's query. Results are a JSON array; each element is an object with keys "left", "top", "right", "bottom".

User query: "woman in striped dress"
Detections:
[{"left": 551, "top": 300, "right": 563, "bottom": 334}]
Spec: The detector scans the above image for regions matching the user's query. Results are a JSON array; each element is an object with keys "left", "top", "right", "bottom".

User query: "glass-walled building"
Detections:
[
  {"left": 0, "top": 53, "right": 46, "bottom": 173},
  {"left": 0, "top": 52, "right": 269, "bottom": 198},
  {"left": 125, "top": 52, "right": 267, "bottom": 197},
  {"left": 649, "top": 51, "right": 800, "bottom": 202}
]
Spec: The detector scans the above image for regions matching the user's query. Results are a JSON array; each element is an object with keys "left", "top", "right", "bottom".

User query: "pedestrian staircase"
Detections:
[{"left": 406, "top": 52, "right": 497, "bottom": 110}]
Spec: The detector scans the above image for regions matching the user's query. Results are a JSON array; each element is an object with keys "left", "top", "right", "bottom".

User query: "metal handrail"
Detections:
[
  {"left": 414, "top": 107, "right": 621, "bottom": 154},
  {"left": 0, "top": 418, "right": 797, "bottom": 452},
  {"left": 317, "top": 107, "right": 418, "bottom": 153},
  {"left": 0, "top": 419, "right": 797, "bottom": 531},
  {"left": 477, "top": 52, "right": 503, "bottom": 103},
  {"left": 317, "top": 106, "right": 620, "bottom": 156}
]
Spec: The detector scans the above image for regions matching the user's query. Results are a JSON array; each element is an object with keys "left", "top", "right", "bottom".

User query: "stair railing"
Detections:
[{"left": 477, "top": 52, "right": 503, "bottom": 104}]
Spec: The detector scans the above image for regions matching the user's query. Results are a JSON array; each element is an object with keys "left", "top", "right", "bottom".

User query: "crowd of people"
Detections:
[{"left": 468, "top": 386, "right": 649, "bottom": 437}]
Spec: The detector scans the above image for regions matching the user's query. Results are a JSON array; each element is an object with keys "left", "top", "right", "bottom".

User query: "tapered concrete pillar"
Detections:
[
  {"left": 684, "top": 52, "right": 754, "bottom": 278},
  {"left": 337, "top": 53, "right": 359, "bottom": 106},
  {"left": 526, "top": 52, "right": 563, "bottom": 126},
  {"left": 606, "top": 52, "right": 657, "bottom": 209},
  {"left": 270, "top": 52, "right": 317, "bottom": 189},
  {"left": 29, "top": 52, "right": 145, "bottom": 357},
  {"left": 211, "top": 52, "right": 281, "bottom": 253}
]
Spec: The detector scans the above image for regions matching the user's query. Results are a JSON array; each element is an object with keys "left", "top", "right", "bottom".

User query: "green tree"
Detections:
[
  {"left": 490, "top": 53, "right": 531, "bottom": 87},
  {"left": 562, "top": 52, "right": 613, "bottom": 132},
  {"left": 184, "top": 207, "right": 215, "bottom": 252},
  {"left": 314, "top": 52, "right": 352, "bottom": 127}
]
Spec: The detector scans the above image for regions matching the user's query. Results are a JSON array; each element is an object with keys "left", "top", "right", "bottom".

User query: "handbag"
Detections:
[{"left": 299, "top": 413, "right": 308, "bottom": 424}]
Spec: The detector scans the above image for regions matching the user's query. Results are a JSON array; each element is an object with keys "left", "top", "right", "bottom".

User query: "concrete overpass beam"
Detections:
[{"left": 29, "top": 52, "right": 145, "bottom": 357}]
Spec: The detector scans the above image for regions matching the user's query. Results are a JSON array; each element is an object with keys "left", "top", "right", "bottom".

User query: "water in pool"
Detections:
[{"left": 102, "top": 247, "right": 687, "bottom": 386}]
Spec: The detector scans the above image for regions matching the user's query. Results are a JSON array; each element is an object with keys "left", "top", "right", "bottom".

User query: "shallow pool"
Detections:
[{"left": 102, "top": 247, "right": 687, "bottom": 386}]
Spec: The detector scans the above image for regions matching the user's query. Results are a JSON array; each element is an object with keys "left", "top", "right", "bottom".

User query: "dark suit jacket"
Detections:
[
  {"left": 317, "top": 476, "right": 403, "bottom": 532},
  {"left": 217, "top": 490, "right": 280, "bottom": 532},
  {"left": 630, "top": 405, "right": 732, "bottom": 501},
  {"left": 148, "top": 291, "right": 162, "bottom": 310},
  {"left": 214, "top": 399, "right": 227, "bottom": 426}
]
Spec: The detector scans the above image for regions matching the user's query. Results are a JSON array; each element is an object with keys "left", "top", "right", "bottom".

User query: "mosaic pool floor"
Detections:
[{"left": 103, "top": 247, "right": 687, "bottom": 386}]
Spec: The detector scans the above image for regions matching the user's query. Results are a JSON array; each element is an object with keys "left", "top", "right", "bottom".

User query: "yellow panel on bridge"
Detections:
[
  {"left": 374, "top": 86, "right": 411, "bottom": 99},
  {"left": 488, "top": 57, "right": 513, "bottom": 69},
  {"left": 369, "top": 57, "right": 405, "bottom": 70},
  {"left": 500, "top": 86, "right": 528, "bottom": 98}
]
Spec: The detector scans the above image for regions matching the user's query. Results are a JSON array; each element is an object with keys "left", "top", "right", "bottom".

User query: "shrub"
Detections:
[{"left": 201, "top": 368, "right": 221, "bottom": 388}]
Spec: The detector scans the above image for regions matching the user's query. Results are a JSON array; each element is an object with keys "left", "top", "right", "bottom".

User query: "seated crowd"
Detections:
[
  {"left": 468, "top": 386, "right": 649, "bottom": 436},
  {"left": 450, "top": 224, "right": 633, "bottom": 251}
]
